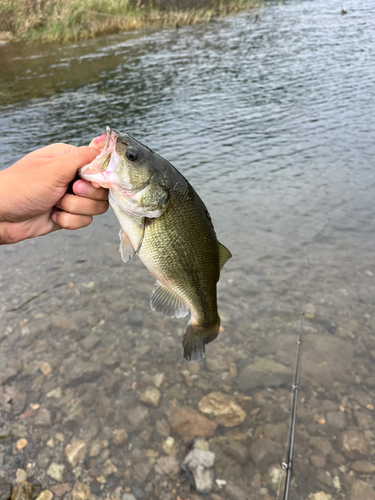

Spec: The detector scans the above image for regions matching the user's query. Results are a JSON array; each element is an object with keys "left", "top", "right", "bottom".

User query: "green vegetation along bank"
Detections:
[{"left": 0, "top": 0, "right": 262, "bottom": 44}]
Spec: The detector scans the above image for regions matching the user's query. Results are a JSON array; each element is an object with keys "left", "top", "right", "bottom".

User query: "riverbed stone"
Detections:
[
  {"left": 198, "top": 392, "right": 246, "bottom": 427},
  {"left": 352, "top": 461, "right": 375, "bottom": 473},
  {"left": 169, "top": 406, "right": 217, "bottom": 442},
  {"left": 225, "top": 482, "right": 247, "bottom": 500},
  {"left": 140, "top": 387, "right": 161, "bottom": 407},
  {"left": 65, "top": 440, "right": 87, "bottom": 466},
  {"left": 154, "top": 456, "right": 180, "bottom": 478},
  {"left": 0, "top": 482, "right": 11, "bottom": 500},
  {"left": 249, "top": 438, "right": 283, "bottom": 471},
  {"left": 306, "top": 494, "right": 332, "bottom": 500},
  {"left": 113, "top": 429, "right": 128, "bottom": 446},
  {"left": 326, "top": 411, "right": 347, "bottom": 429},
  {"left": 34, "top": 409, "right": 52, "bottom": 428},
  {"left": 35, "top": 491, "right": 53, "bottom": 500},
  {"left": 64, "top": 362, "right": 101, "bottom": 387},
  {"left": 349, "top": 481, "right": 375, "bottom": 500},
  {"left": 182, "top": 448, "right": 215, "bottom": 494},
  {"left": 47, "top": 463, "right": 65, "bottom": 482},
  {"left": 340, "top": 430, "right": 369, "bottom": 459},
  {"left": 126, "top": 405, "right": 149, "bottom": 429},
  {"left": 72, "top": 482, "right": 92, "bottom": 500},
  {"left": 237, "top": 359, "right": 292, "bottom": 391},
  {"left": 10, "top": 482, "right": 34, "bottom": 500}
]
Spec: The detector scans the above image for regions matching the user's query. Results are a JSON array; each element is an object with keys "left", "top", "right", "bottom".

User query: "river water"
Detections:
[{"left": 1, "top": 1, "right": 375, "bottom": 499}]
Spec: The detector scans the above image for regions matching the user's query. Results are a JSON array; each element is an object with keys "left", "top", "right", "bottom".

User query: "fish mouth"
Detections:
[{"left": 78, "top": 126, "right": 118, "bottom": 184}]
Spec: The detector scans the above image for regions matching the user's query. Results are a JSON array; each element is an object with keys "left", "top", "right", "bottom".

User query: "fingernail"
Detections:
[
  {"left": 52, "top": 212, "right": 59, "bottom": 223},
  {"left": 74, "top": 181, "right": 89, "bottom": 195}
]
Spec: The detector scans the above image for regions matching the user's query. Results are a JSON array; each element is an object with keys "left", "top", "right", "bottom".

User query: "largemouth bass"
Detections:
[{"left": 79, "top": 127, "right": 231, "bottom": 361}]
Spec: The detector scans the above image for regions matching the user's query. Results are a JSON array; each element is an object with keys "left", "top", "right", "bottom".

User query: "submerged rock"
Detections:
[
  {"left": 140, "top": 387, "right": 161, "bottom": 407},
  {"left": 72, "top": 482, "right": 93, "bottom": 500},
  {"left": 340, "top": 430, "right": 369, "bottom": 460},
  {"left": 10, "top": 482, "right": 34, "bottom": 500},
  {"left": 237, "top": 359, "right": 292, "bottom": 391},
  {"left": 249, "top": 437, "right": 283, "bottom": 471},
  {"left": 155, "top": 456, "right": 180, "bottom": 478},
  {"left": 47, "top": 462, "right": 65, "bottom": 482},
  {"left": 169, "top": 406, "right": 217, "bottom": 442},
  {"left": 306, "top": 493, "right": 332, "bottom": 500},
  {"left": 0, "top": 483, "right": 11, "bottom": 500},
  {"left": 182, "top": 448, "right": 215, "bottom": 494},
  {"left": 198, "top": 392, "right": 246, "bottom": 427},
  {"left": 65, "top": 440, "right": 87, "bottom": 467},
  {"left": 349, "top": 481, "right": 375, "bottom": 500}
]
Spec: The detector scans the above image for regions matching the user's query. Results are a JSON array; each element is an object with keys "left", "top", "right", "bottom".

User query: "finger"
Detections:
[
  {"left": 52, "top": 211, "right": 93, "bottom": 230},
  {"left": 55, "top": 193, "right": 108, "bottom": 216},
  {"left": 72, "top": 180, "right": 108, "bottom": 201},
  {"left": 30, "top": 143, "right": 77, "bottom": 158},
  {"left": 51, "top": 146, "right": 100, "bottom": 182}
]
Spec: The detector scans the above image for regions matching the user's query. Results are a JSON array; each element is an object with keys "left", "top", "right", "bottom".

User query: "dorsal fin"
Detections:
[
  {"left": 218, "top": 242, "right": 232, "bottom": 270},
  {"left": 150, "top": 281, "right": 189, "bottom": 319}
]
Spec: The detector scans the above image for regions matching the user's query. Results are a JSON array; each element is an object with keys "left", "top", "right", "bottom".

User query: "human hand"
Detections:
[{"left": 0, "top": 143, "right": 109, "bottom": 245}]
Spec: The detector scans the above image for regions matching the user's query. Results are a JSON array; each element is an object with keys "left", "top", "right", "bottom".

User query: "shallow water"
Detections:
[{"left": 1, "top": 1, "right": 375, "bottom": 499}]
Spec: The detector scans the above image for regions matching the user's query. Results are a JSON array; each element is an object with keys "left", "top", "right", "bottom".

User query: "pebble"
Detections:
[
  {"left": 122, "top": 495, "right": 136, "bottom": 500},
  {"left": 72, "top": 482, "right": 92, "bottom": 500},
  {"left": 326, "top": 411, "right": 347, "bottom": 429},
  {"left": 34, "top": 409, "right": 52, "bottom": 428},
  {"left": 46, "top": 388, "right": 62, "bottom": 399},
  {"left": 65, "top": 440, "right": 87, "bottom": 467},
  {"left": 0, "top": 483, "right": 11, "bottom": 500},
  {"left": 153, "top": 373, "right": 164, "bottom": 388},
  {"left": 340, "top": 430, "right": 369, "bottom": 459},
  {"left": 50, "top": 485, "right": 72, "bottom": 497},
  {"left": 47, "top": 463, "right": 65, "bottom": 482},
  {"left": 307, "top": 494, "right": 332, "bottom": 500},
  {"left": 310, "top": 455, "right": 326, "bottom": 468},
  {"left": 350, "top": 481, "right": 375, "bottom": 500},
  {"left": 182, "top": 448, "right": 215, "bottom": 494},
  {"left": 249, "top": 438, "right": 283, "bottom": 471},
  {"left": 16, "top": 439, "right": 28, "bottom": 451},
  {"left": 162, "top": 436, "right": 178, "bottom": 456},
  {"left": 352, "top": 461, "right": 375, "bottom": 473},
  {"left": 126, "top": 405, "right": 149, "bottom": 429},
  {"left": 154, "top": 456, "right": 180, "bottom": 478},
  {"left": 169, "top": 406, "right": 217, "bottom": 442},
  {"left": 15, "top": 470, "right": 27, "bottom": 485},
  {"left": 39, "top": 362, "right": 52, "bottom": 376},
  {"left": 63, "top": 362, "right": 101, "bottom": 387},
  {"left": 305, "top": 304, "right": 317, "bottom": 319},
  {"left": 225, "top": 481, "right": 248, "bottom": 500},
  {"left": 113, "top": 429, "right": 128, "bottom": 446},
  {"left": 198, "top": 392, "right": 246, "bottom": 427},
  {"left": 35, "top": 491, "right": 53, "bottom": 500},
  {"left": 10, "top": 482, "right": 34, "bottom": 500},
  {"left": 140, "top": 387, "right": 161, "bottom": 407},
  {"left": 237, "top": 359, "right": 292, "bottom": 391}
]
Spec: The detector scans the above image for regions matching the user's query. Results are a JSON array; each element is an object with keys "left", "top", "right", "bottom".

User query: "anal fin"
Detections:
[
  {"left": 150, "top": 282, "right": 189, "bottom": 319},
  {"left": 218, "top": 242, "right": 232, "bottom": 270}
]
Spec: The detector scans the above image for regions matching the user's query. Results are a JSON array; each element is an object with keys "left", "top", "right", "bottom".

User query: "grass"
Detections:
[{"left": 0, "top": 0, "right": 261, "bottom": 44}]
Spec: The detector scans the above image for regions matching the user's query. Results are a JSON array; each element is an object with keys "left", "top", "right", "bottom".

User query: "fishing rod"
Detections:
[
  {"left": 277, "top": 257, "right": 308, "bottom": 500},
  {"left": 282, "top": 305, "right": 305, "bottom": 499}
]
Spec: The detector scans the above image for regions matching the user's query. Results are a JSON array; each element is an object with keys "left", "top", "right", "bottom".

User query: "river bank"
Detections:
[{"left": 0, "top": 0, "right": 261, "bottom": 44}]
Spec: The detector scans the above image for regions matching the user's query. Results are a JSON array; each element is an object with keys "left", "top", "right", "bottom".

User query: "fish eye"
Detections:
[{"left": 126, "top": 148, "right": 139, "bottom": 162}]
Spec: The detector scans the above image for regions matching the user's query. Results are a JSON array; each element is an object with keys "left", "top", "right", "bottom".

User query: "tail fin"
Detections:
[{"left": 182, "top": 318, "right": 221, "bottom": 361}]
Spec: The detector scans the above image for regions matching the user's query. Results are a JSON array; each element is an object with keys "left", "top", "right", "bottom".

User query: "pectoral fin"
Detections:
[
  {"left": 151, "top": 282, "right": 189, "bottom": 319},
  {"left": 218, "top": 242, "right": 232, "bottom": 270},
  {"left": 119, "top": 229, "right": 134, "bottom": 263}
]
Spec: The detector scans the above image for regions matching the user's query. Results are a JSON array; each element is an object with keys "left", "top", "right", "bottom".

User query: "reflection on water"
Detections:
[{"left": 1, "top": 0, "right": 375, "bottom": 499}]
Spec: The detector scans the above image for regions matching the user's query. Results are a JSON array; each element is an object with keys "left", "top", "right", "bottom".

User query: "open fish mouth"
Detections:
[{"left": 78, "top": 126, "right": 118, "bottom": 183}]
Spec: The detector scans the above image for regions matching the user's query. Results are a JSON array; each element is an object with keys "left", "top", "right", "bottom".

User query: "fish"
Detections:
[{"left": 78, "top": 126, "right": 231, "bottom": 361}]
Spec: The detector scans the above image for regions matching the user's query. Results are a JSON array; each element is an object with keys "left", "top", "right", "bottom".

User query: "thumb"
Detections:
[{"left": 52, "top": 146, "right": 100, "bottom": 183}]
